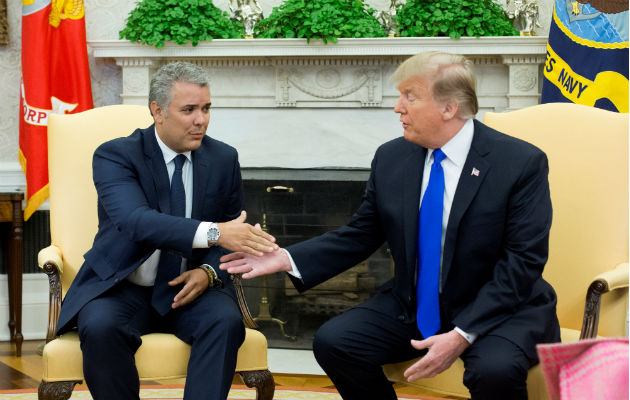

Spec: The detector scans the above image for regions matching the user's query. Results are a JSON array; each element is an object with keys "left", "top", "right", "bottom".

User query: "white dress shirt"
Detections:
[
  {"left": 286, "top": 119, "right": 478, "bottom": 343},
  {"left": 127, "top": 129, "right": 213, "bottom": 286}
]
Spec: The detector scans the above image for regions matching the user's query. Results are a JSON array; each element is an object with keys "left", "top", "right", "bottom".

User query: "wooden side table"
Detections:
[{"left": 0, "top": 193, "right": 24, "bottom": 357}]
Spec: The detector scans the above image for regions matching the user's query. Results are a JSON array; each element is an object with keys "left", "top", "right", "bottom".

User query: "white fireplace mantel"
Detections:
[
  {"left": 89, "top": 37, "right": 548, "bottom": 171},
  {"left": 90, "top": 36, "right": 548, "bottom": 58}
]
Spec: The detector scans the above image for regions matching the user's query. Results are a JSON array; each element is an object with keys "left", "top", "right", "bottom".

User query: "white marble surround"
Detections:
[{"left": 90, "top": 37, "right": 548, "bottom": 174}]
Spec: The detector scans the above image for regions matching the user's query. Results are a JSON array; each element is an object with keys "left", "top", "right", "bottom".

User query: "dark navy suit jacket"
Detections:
[
  {"left": 288, "top": 120, "right": 561, "bottom": 360},
  {"left": 57, "top": 125, "right": 243, "bottom": 334}
]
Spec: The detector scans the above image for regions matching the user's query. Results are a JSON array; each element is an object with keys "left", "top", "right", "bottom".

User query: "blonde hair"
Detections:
[{"left": 391, "top": 51, "right": 478, "bottom": 119}]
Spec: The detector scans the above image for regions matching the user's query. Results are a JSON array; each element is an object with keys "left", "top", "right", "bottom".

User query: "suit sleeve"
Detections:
[
  {"left": 451, "top": 150, "right": 553, "bottom": 336},
  {"left": 92, "top": 141, "right": 200, "bottom": 259},
  {"left": 288, "top": 151, "right": 387, "bottom": 291}
]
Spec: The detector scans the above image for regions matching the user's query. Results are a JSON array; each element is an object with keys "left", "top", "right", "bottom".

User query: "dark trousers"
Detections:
[
  {"left": 313, "top": 306, "right": 532, "bottom": 400},
  {"left": 77, "top": 281, "right": 245, "bottom": 400}
]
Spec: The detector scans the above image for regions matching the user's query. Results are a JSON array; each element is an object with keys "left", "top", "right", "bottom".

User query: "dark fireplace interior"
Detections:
[{"left": 242, "top": 176, "right": 393, "bottom": 350}]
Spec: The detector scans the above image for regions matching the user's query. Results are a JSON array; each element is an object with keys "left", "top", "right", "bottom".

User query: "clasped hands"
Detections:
[
  {"left": 218, "top": 214, "right": 292, "bottom": 277},
  {"left": 217, "top": 210, "right": 278, "bottom": 256},
  {"left": 168, "top": 210, "right": 279, "bottom": 309}
]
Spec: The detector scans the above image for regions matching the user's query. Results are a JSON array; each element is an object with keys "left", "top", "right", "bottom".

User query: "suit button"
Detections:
[
  {"left": 397, "top": 315, "right": 405, "bottom": 321},
  {"left": 408, "top": 296, "right": 412, "bottom": 302}
]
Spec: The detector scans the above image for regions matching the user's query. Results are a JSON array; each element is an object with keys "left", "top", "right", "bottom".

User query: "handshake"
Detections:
[{"left": 217, "top": 210, "right": 292, "bottom": 278}]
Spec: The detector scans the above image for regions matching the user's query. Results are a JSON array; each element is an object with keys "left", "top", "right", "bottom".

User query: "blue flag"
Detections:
[{"left": 541, "top": 0, "right": 628, "bottom": 113}]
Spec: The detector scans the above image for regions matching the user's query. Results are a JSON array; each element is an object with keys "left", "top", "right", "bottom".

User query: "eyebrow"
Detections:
[{"left": 180, "top": 102, "right": 212, "bottom": 109}]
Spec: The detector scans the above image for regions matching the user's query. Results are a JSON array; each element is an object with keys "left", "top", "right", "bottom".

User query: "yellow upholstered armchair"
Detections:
[
  {"left": 383, "top": 103, "right": 629, "bottom": 399},
  {"left": 37, "top": 105, "right": 274, "bottom": 400}
]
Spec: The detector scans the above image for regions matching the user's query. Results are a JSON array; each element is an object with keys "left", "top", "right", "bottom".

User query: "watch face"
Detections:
[{"left": 208, "top": 227, "right": 220, "bottom": 242}]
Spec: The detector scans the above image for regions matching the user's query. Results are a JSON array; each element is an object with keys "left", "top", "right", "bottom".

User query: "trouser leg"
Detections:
[
  {"left": 77, "top": 282, "right": 154, "bottom": 400},
  {"left": 312, "top": 306, "right": 424, "bottom": 400},
  {"left": 168, "top": 289, "right": 245, "bottom": 400},
  {"left": 461, "top": 334, "right": 532, "bottom": 400}
]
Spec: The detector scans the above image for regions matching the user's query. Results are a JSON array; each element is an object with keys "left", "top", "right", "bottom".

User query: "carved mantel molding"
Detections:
[
  {"left": 90, "top": 37, "right": 548, "bottom": 58},
  {"left": 90, "top": 37, "right": 548, "bottom": 109}
]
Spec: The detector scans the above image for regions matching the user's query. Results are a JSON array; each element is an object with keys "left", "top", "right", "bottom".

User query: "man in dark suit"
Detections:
[
  {"left": 220, "top": 51, "right": 561, "bottom": 399},
  {"left": 56, "top": 61, "right": 278, "bottom": 400}
]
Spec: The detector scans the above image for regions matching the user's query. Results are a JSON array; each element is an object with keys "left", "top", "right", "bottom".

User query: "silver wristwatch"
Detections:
[{"left": 207, "top": 222, "right": 221, "bottom": 246}]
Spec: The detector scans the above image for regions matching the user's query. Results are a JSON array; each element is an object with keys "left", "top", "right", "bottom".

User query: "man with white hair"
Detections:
[{"left": 221, "top": 51, "right": 561, "bottom": 399}]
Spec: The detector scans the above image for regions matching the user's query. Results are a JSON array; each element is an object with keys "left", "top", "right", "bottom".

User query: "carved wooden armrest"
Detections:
[
  {"left": 232, "top": 274, "right": 258, "bottom": 330},
  {"left": 38, "top": 245, "right": 64, "bottom": 343},
  {"left": 580, "top": 262, "right": 629, "bottom": 339}
]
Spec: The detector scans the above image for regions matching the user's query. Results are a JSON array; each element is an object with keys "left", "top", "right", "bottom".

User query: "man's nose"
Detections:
[
  {"left": 394, "top": 96, "right": 405, "bottom": 113},
  {"left": 194, "top": 110, "right": 208, "bottom": 125}
]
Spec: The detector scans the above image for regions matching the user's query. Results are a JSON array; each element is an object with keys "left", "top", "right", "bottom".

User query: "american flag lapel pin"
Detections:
[{"left": 471, "top": 167, "right": 480, "bottom": 176}]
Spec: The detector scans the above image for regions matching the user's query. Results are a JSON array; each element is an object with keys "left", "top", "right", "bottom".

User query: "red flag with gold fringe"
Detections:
[{"left": 20, "top": 0, "right": 93, "bottom": 220}]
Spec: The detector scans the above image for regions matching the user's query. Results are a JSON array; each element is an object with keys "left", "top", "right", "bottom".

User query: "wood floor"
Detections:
[{"left": 0, "top": 340, "right": 461, "bottom": 398}]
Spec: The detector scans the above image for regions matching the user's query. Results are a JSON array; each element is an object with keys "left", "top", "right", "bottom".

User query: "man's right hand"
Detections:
[
  {"left": 216, "top": 211, "right": 278, "bottom": 256},
  {"left": 219, "top": 249, "right": 292, "bottom": 279}
]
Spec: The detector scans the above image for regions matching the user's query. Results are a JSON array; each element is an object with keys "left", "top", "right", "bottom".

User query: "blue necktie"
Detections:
[
  {"left": 417, "top": 148, "right": 446, "bottom": 338},
  {"left": 152, "top": 154, "right": 187, "bottom": 315},
  {"left": 169, "top": 154, "right": 187, "bottom": 218}
]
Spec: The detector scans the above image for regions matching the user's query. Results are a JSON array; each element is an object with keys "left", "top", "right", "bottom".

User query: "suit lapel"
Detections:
[
  {"left": 143, "top": 126, "right": 171, "bottom": 214},
  {"left": 191, "top": 138, "right": 211, "bottom": 220},
  {"left": 402, "top": 146, "right": 427, "bottom": 282},
  {"left": 440, "top": 121, "right": 492, "bottom": 291}
]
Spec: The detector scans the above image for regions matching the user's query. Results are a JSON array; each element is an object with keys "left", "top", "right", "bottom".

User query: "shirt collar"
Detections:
[
  {"left": 427, "top": 118, "right": 474, "bottom": 167},
  {"left": 154, "top": 127, "right": 192, "bottom": 165}
]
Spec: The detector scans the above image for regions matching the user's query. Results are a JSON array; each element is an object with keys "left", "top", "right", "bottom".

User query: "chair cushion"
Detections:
[{"left": 42, "top": 328, "right": 268, "bottom": 382}]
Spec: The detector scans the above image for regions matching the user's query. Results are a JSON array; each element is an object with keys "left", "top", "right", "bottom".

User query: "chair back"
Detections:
[
  {"left": 47, "top": 105, "right": 153, "bottom": 298},
  {"left": 483, "top": 103, "right": 628, "bottom": 337}
]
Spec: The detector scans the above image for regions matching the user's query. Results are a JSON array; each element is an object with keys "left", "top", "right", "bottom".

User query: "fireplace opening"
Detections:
[{"left": 242, "top": 176, "right": 393, "bottom": 350}]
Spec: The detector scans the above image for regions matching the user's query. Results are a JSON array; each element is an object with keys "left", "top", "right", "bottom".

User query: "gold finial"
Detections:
[{"left": 49, "top": 0, "right": 85, "bottom": 28}]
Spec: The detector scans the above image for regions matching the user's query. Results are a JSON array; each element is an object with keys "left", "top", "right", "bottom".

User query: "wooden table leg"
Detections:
[{"left": 8, "top": 195, "right": 23, "bottom": 357}]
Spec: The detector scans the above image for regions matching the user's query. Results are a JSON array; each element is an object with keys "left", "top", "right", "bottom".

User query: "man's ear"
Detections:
[
  {"left": 441, "top": 99, "right": 459, "bottom": 121},
  {"left": 150, "top": 101, "right": 164, "bottom": 124}
]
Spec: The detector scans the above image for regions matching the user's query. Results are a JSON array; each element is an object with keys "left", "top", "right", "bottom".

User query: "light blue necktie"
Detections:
[
  {"left": 417, "top": 148, "right": 446, "bottom": 338},
  {"left": 152, "top": 154, "right": 187, "bottom": 315}
]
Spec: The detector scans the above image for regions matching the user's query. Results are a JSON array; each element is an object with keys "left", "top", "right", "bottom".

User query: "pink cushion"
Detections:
[{"left": 537, "top": 338, "right": 629, "bottom": 400}]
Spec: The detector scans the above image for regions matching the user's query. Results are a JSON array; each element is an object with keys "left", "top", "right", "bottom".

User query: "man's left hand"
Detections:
[
  {"left": 403, "top": 330, "right": 471, "bottom": 382},
  {"left": 169, "top": 268, "right": 210, "bottom": 309}
]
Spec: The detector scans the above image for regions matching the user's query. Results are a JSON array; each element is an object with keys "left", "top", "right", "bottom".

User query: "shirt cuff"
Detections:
[
  {"left": 283, "top": 249, "right": 302, "bottom": 279},
  {"left": 192, "top": 221, "right": 212, "bottom": 248},
  {"left": 454, "top": 327, "right": 478, "bottom": 344}
]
